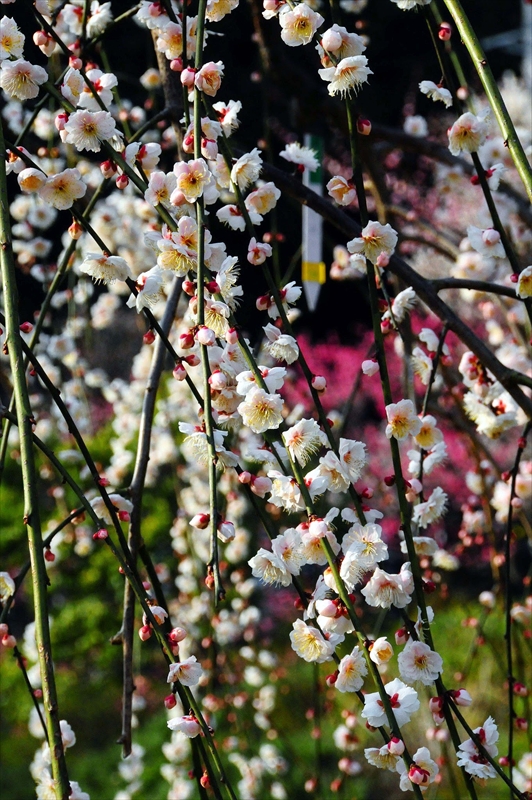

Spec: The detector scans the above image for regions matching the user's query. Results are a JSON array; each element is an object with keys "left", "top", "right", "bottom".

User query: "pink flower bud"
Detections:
[
  {"left": 309, "top": 518, "right": 328, "bottom": 538},
  {"left": 376, "top": 251, "right": 390, "bottom": 268},
  {"left": 315, "top": 598, "right": 338, "bottom": 617},
  {"left": 93, "top": 528, "right": 109, "bottom": 540},
  {"left": 2, "top": 634, "right": 16, "bottom": 648},
  {"left": 513, "top": 682, "right": 528, "bottom": 697},
  {"left": 54, "top": 112, "right": 69, "bottom": 132},
  {"left": 19, "top": 322, "right": 33, "bottom": 333},
  {"left": 179, "top": 331, "right": 195, "bottom": 349},
  {"left": 311, "top": 375, "right": 327, "bottom": 392},
  {"left": 182, "top": 279, "right": 196, "bottom": 295},
  {"left": 438, "top": 22, "right": 452, "bottom": 40},
  {"left": 209, "top": 370, "right": 227, "bottom": 390},
  {"left": 173, "top": 362, "right": 187, "bottom": 381},
  {"left": 180, "top": 67, "right": 196, "bottom": 87},
  {"left": 205, "top": 280, "right": 221, "bottom": 295},
  {"left": 238, "top": 470, "right": 252, "bottom": 484},
  {"left": 256, "top": 294, "right": 270, "bottom": 312},
  {"left": 33, "top": 30, "right": 49, "bottom": 46},
  {"left": 218, "top": 520, "right": 236, "bottom": 543},
  {"left": 511, "top": 497, "right": 523, "bottom": 509},
  {"left": 44, "top": 549, "right": 55, "bottom": 562},
  {"left": 325, "top": 670, "right": 339, "bottom": 686},
  {"left": 143, "top": 330, "right": 156, "bottom": 345},
  {"left": 409, "top": 765, "right": 431, "bottom": 786},
  {"left": 164, "top": 693, "right": 177, "bottom": 709},
  {"left": 138, "top": 625, "right": 152, "bottom": 641},
  {"left": 69, "top": 56, "right": 83, "bottom": 70},
  {"left": 450, "top": 688, "right": 472, "bottom": 706},
  {"left": 395, "top": 627, "right": 407, "bottom": 645},
  {"left": 357, "top": 117, "right": 372, "bottom": 136},
  {"left": 201, "top": 138, "right": 218, "bottom": 160},
  {"left": 184, "top": 353, "right": 200, "bottom": 367},
  {"left": 68, "top": 220, "right": 83, "bottom": 240},
  {"left": 515, "top": 717, "right": 527, "bottom": 731},
  {"left": 169, "top": 626, "right": 187, "bottom": 643},
  {"left": 0, "top": 624, "right": 9, "bottom": 637},
  {"left": 191, "top": 513, "right": 210, "bottom": 529},
  {"left": 387, "top": 737, "right": 405, "bottom": 755},
  {"left": 321, "top": 29, "right": 343, "bottom": 52},
  {"left": 361, "top": 359, "right": 379, "bottom": 376},
  {"left": 429, "top": 696, "right": 444, "bottom": 714},
  {"left": 197, "top": 326, "right": 216, "bottom": 346},
  {"left": 116, "top": 174, "right": 129, "bottom": 190},
  {"left": 225, "top": 327, "right": 238, "bottom": 344},
  {"left": 170, "top": 58, "right": 183, "bottom": 72},
  {"left": 251, "top": 476, "right": 272, "bottom": 497},
  {"left": 118, "top": 510, "right": 130, "bottom": 522},
  {"left": 100, "top": 159, "right": 117, "bottom": 178}
]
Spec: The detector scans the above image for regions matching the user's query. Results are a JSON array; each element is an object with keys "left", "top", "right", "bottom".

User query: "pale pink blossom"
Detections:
[
  {"left": 327, "top": 175, "right": 356, "bottom": 205},
  {"left": 194, "top": 61, "right": 224, "bottom": 96},
  {"left": 279, "top": 3, "right": 324, "bottom": 46},
  {"left": 0, "top": 59, "right": 47, "bottom": 100}
]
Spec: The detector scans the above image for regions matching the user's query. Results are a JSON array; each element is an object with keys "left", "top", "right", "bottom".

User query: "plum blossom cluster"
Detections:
[{"left": 1, "top": 0, "right": 530, "bottom": 799}]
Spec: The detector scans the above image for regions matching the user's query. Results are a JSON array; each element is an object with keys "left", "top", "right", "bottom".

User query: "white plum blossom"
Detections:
[
  {"left": 0, "top": 59, "right": 48, "bottom": 100},
  {"left": 38, "top": 169, "right": 87, "bottom": 210},
  {"left": 80, "top": 253, "right": 132, "bottom": 284},
  {"left": 456, "top": 717, "right": 499, "bottom": 780},
  {"left": 338, "top": 438, "right": 367, "bottom": 481},
  {"left": 238, "top": 387, "right": 284, "bottom": 433},
  {"left": 419, "top": 80, "right": 452, "bottom": 107},
  {"left": 448, "top": 112, "right": 488, "bottom": 156},
  {"left": 327, "top": 175, "right": 357, "bottom": 205},
  {"left": 398, "top": 640, "right": 443, "bottom": 685},
  {"left": 0, "top": 18, "right": 25, "bottom": 60},
  {"left": 167, "top": 715, "right": 202, "bottom": 737},
  {"left": 348, "top": 221, "right": 398, "bottom": 265},
  {"left": 319, "top": 56, "right": 373, "bottom": 97},
  {"left": 279, "top": 142, "right": 319, "bottom": 171},
  {"left": 278, "top": 4, "right": 324, "bottom": 47},
  {"left": 335, "top": 646, "right": 368, "bottom": 692},
  {"left": 342, "top": 523, "right": 388, "bottom": 569},
  {"left": 127, "top": 266, "right": 169, "bottom": 312},
  {"left": 361, "top": 563, "right": 414, "bottom": 609},
  {"left": 385, "top": 399, "right": 422, "bottom": 440},
  {"left": 167, "top": 656, "right": 203, "bottom": 686},
  {"left": 263, "top": 324, "right": 299, "bottom": 364},
  {"left": 289, "top": 619, "right": 337, "bottom": 663},
  {"left": 362, "top": 678, "right": 420, "bottom": 728},
  {"left": 271, "top": 528, "right": 306, "bottom": 575},
  {"left": 412, "top": 486, "right": 447, "bottom": 528},
  {"left": 516, "top": 265, "right": 532, "bottom": 298},
  {"left": 63, "top": 109, "right": 121, "bottom": 152},
  {"left": 282, "top": 418, "right": 327, "bottom": 465},
  {"left": 397, "top": 746, "right": 439, "bottom": 791},
  {"left": 267, "top": 470, "right": 305, "bottom": 513},
  {"left": 230, "top": 148, "right": 262, "bottom": 191},
  {"left": 195, "top": 60, "right": 224, "bottom": 96},
  {"left": 467, "top": 226, "right": 506, "bottom": 259},
  {"left": 392, "top": 0, "right": 431, "bottom": 8},
  {"left": 249, "top": 548, "right": 292, "bottom": 586},
  {"left": 173, "top": 158, "right": 211, "bottom": 203},
  {"left": 0, "top": 571, "right": 15, "bottom": 602}
]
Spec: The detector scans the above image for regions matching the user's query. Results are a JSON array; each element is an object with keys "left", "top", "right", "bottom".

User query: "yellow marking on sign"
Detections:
[{"left": 302, "top": 261, "right": 326, "bottom": 284}]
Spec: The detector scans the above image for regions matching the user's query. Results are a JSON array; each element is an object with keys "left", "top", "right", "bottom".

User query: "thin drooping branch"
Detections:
[
  {"left": 118, "top": 277, "right": 182, "bottom": 758},
  {"left": 0, "top": 121, "right": 70, "bottom": 800}
]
